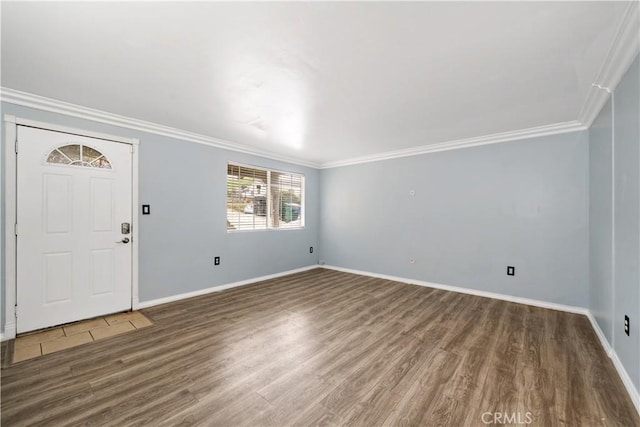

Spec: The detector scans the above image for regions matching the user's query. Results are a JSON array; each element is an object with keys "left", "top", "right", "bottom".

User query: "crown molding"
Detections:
[
  {"left": 319, "top": 120, "right": 586, "bottom": 169},
  {"left": 1, "top": 88, "right": 588, "bottom": 171},
  {"left": 0, "top": 87, "right": 322, "bottom": 169},
  {"left": 578, "top": 1, "right": 640, "bottom": 128}
]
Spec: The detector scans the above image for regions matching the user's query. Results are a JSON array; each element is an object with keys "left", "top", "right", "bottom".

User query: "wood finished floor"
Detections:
[{"left": 2, "top": 268, "right": 638, "bottom": 426}]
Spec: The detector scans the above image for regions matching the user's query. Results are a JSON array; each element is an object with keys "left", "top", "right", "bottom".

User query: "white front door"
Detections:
[{"left": 16, "top": 126, "right": 133, "bottom": 333}]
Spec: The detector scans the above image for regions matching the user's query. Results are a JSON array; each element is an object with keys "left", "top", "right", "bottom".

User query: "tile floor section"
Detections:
[{"left": 12, "top": 311, "right": 153, "bottom": 363}]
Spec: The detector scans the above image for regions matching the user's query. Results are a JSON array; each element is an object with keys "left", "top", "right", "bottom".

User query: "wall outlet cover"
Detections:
[{"left": 624, "top": 315, "right": 630, "bottom": 336}]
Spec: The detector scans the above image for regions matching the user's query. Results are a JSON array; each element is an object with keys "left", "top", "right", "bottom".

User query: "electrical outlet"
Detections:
[
  {"left": 507, "top": 266, "right": 515, "bottom": 276},
  {"left": 310, "top": 246, "right": 314, "bottom": 254},
  {"left": 214, "top": 256, "right": 220, "bottom": 266},
  {"left": 624, "top": 315, "right": 630, "bottom": 336}
]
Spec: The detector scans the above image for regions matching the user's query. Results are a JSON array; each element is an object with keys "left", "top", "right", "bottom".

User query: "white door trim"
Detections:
[{"left": 3, "top": 115, "right": 140, "bottom": 340}]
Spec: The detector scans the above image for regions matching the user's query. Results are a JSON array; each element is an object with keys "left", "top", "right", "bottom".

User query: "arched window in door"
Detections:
[{"left": 46, "top": 144, "right": 112, "bottom": 169}]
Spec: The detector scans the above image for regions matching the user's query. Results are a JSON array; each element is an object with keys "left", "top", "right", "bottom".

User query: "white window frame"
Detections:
[{"left": 227, "top": 162, "right": 305, "bottom": 232}]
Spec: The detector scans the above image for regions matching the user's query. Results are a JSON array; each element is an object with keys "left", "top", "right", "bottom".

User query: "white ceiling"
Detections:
[{"left": 0, "top": 2, "right": 630, "bottom": 166}]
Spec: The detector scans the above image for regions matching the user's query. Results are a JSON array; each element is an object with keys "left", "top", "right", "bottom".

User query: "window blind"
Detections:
[{"left": 227, "top": 163, "right": 304, "bottom": 231}]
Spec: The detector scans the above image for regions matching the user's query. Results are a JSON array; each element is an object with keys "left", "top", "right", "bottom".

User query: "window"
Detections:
[
  {"left": 47, "top": 144, "right": 112, "bottom": 169},
  {"left": 227, "top": 163, "right": 304, "bottom": 231}
]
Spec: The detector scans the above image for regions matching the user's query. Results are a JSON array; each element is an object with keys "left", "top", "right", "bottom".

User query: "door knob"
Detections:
[{"left": 116, "top": 237, "right": 130, "bottom": 244}]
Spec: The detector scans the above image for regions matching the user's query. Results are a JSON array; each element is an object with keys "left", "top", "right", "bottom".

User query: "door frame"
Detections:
[{"left": 3, "top": 115, "right": 140, "bottom": 340}]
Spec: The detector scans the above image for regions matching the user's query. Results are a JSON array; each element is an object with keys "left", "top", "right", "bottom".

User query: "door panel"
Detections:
[
  {"left": 90, "top": 249, "right": 115, "bottom": 295},
  {"left": 44, "top": 174, "right": 72, "bottom": 233},
  {"left": 90, "top": 178, "right": 114, "bottom": 232},
  {"left": 44, "top": 252, "right": 73, "bottom": 303},
  {"left": 17, "top": 126, "right": 132, "bottom": 333}
]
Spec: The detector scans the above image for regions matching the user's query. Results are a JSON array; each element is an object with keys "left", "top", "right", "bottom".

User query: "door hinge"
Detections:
[
  {"left": 14, "top": 223, "right": 18, "bottom": 236},
  {"left": 14, "top": 305, "right": 17, "bottom": 319},
  {"left": 15, "top": 139, "right": 18, "bottom": 154}
]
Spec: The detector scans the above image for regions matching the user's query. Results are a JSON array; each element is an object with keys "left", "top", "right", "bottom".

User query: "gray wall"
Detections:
[
  {"left": 1, "top": 103, "right": 320, "bottom": 331},
  {"left": 589, "top": 97, "right": 614, "bottom": 344},
  {"left": 613, "top": 54, "right": 640, "bottom": 392},
  {"left": 320, "top": 131, "right": 590, "bottom": 307},
  {"left": 590, "top": 54, "right": 639, "bottom": 393}
]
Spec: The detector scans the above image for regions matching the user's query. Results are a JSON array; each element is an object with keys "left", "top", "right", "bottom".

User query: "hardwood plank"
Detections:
[
  {"left": 382, "top": 349, "right": 462, "bottom": 426},
  {"left": 1, "top": 269, "right": 637, "bottom": 426}
]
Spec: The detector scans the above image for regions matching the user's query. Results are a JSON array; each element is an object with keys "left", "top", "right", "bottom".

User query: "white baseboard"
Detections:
[
  {"left": 586, "top": 311, "right": 614, "bottom": 357},
  {"left": 323, "top": 264, "right": 640, "bottom": 416},
  {"left": 0, "top": 266, "right": 319, "bottom": 341},
  {"left": 586, "top": 312, "right": 640, "bottom": 414},
  {"left": 610, "top": 349, "right": 640, "bottom": 414},
  {"left": 138, "top": 265, "right": 319, "bottom": 309},
  {"left": 1, "top": 321, "right": 16, "bottom": 342},
  {"left": 322, "top": 265, "right": 588, "bottom": 315}
]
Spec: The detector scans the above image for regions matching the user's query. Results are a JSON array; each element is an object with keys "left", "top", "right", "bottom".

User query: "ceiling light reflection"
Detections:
[{"left": 222, "top": 54, "right": 309, "bottom": 150}]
